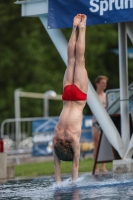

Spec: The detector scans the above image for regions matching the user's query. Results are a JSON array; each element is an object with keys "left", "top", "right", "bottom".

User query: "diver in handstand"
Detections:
[{"left": 53, "top": 14, "right": 88, "bottom": 184}]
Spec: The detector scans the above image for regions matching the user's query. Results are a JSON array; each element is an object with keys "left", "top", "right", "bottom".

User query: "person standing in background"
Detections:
[{"left": 92, "top": 75, "right": 108, "bottom": 173}]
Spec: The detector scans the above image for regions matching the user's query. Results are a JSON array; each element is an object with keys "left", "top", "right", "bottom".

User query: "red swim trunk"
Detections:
[{"left": 62, "top": 84, "right": 87, "bottom": 101}]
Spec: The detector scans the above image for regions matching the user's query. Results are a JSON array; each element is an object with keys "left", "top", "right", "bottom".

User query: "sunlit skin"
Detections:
[
  {"left": 92, "top": 78, "right": 108, "bottom": 173},
  {"left": 53, "top": 14, "right": 88, "bottom": 184},
  {"left": 96, "top": 79, "right": 107, "bottom": 107},
  {"left": 96, "top": 79, "right": 107, "bottom": 91}
]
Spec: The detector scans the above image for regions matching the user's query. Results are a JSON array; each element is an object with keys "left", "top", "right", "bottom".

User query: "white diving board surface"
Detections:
[{"left": 15, "top": 0, "right": 48, "bottom": 17}]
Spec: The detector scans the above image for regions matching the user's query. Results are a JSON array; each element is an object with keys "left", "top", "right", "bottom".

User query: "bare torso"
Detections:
[
  {"left": 97, "top": 92, "right": 106, "bottom": 108},
  {"left": 92, "top": 92, "right": 106, "bottom": 122},
  {"left": 54, "top": 101, "right": 86, "bottom": 144}
]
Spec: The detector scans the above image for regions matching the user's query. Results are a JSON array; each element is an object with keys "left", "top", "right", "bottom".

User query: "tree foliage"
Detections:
[{"left": 0, "top": 0, "right": 133, "bottom": 122}]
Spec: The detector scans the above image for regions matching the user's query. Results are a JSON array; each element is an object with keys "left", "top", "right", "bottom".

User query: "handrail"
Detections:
[
  {"left": 0, "top": 116, "right": 58, "bottom": 138},
  {"left": 15, "top": 0, "right": 47, "bottom": 4},
  {"left": 106, "top": 82, "right": 133, "bottom": 113}
]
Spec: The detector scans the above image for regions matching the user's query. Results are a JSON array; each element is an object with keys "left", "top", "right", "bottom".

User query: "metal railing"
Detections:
[
  {"left": 106, "top": 82, "right": 133, "bottom": 115},
  {"left": 0, "top": 117, "right": 52, "bottom": 154}
]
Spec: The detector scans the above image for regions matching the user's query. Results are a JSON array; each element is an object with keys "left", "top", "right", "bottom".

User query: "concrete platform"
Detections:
[
  {"left": 0, "top": 153, "right": 7, "bottom": 179},
  {"left": 0, "top": 153, "right": 15, "bottom": 180},
  {"left": 113, "top": 159, "right": 133, "bottom": 173}
]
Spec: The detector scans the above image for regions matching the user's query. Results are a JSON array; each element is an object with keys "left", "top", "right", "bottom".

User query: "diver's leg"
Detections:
[
  {"left": 92, "top": 126, "right": 100, "bottom": 173},
  {"left": 74, "top": 14, "right": 88, "bottom": 93},
  {"left": 101, "top": 163, "right": 108, "bottom": 172},
  {"left": 53, "top": 150, "right": 61, "bottom": 183},
  {"left": 63, "top": 14, "right": 82, "bottom": 87}
]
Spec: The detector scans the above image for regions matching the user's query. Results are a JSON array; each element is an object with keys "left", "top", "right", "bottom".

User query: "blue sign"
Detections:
[
  {"left": 81, "top": 116, "right": 93, "bottom": 142},
  {"left": 48, "top": 0, "right": 133, "bottom": 29},
  {"left": 32, "top": 117, "right": 58, "bottom": 156},
  {"left": 32, "top": 116, "right": 93, "bottom": 156}
]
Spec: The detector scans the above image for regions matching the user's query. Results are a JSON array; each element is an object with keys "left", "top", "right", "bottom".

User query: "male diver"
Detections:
[{"left": 53, "top": 14, "right": 88, "bottom": 184}]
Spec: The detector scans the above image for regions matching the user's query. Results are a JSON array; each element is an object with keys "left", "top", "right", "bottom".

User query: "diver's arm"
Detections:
[
  {"left": 72, "top": 142, "right": 80, "bottom": 183},
  {"left": 53, "top": 150, "right": 61, "bottom": 183}
]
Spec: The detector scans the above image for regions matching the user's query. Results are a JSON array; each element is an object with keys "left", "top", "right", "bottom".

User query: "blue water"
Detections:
[{"left": 1, "top": 173, "right": 133, "bottom": 199}]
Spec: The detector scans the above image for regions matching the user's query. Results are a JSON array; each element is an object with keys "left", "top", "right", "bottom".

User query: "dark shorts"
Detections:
[{"left": 92, "top": 120, "right": 102, "bottom": 133}]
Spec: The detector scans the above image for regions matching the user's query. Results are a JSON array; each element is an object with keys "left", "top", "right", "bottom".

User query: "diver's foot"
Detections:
[
  {"left": 73, "top": 14, "right": 82, "bottom": 27},
  {"left": 95, "top": 168, "right": 99, "bottom": 173},
  {"left": 78, "top": 14, "right": 87, "bottom": 28},
  {"left": 101, "top": 168, "right": 108, "bottom": 173}
]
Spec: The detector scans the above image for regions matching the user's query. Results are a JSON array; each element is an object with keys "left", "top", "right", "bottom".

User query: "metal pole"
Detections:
[
  {"left": 39, "top": 15, "right": 68, "bottom": 63},
  {"left": 123, "top": 22, "right": 133, "bottom": 158},
  {"left": 118, "top": 23, "right": 130, "bottom": 148},
  {"left": 126, "top": 22, "right": 133, "bottom": 43},
  {"left": 44, "top": 96, "right": 48, "bottom": 117},
  {"left": 43, "top": 90, "right": 57, "bottom": 117},
  {"left": 14, "top": 89, "right": 21, "bottom": 149},
  {"left": 14, "top": 89, "right": 21, "bottom": 119}
]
